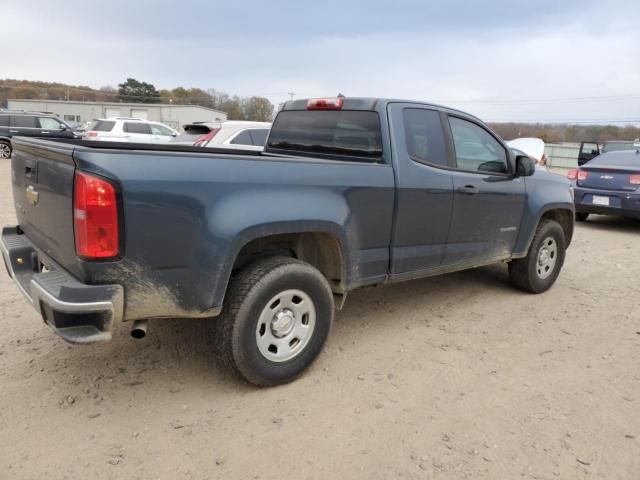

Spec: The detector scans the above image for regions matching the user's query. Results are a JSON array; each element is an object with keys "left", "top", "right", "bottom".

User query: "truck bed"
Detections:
[{"left": 9, "top": 136, "right": 396, "bottom": 322}]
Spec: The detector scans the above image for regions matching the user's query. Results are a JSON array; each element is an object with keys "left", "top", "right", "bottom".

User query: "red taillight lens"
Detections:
[
  {"left": 85, "top": 131, "right": 98, "bottom": 138},
  {"left": 630, "top": 174, "right": 640, "bottom": 185},
  {"left": 539, "top": 154, "right": 547, "bottom": 166},
  {"left": 567, "top": 169, "right": 578, "bottom": 180},
  {"left": 74, "top": 171, "right": 119, "bottom": 259},
  {"left": 193, "top": 128, "right": 220, "bottom": 147},
  {"left": 577, "top": 170, "right": 589, "bottom": 181},
  {"left": 306, "top": 97, "right": 344, "bottom": 110}
]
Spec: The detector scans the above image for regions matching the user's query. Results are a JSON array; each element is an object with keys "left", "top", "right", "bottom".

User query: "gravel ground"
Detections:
[{"left": 0, "top": 157, "right": 638, "bottom": 479}]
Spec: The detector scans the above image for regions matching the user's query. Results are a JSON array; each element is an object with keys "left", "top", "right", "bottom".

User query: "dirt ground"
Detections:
[{"left": 0, "top": 157, "right": 638, "bottom": 480}]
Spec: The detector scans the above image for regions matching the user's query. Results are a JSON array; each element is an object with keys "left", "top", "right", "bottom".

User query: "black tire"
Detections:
[
  {"left": 0, "top": 140, "right": 11, "bottom": 159},
  {"left": 215, "top": 256, "right": 334, "bottom": 386},
  {"left": 575, "top": 212, "right": 589, "bottom": 222},
  {"left": 509, "top": 219, "right": 566, "bottom": 294}
]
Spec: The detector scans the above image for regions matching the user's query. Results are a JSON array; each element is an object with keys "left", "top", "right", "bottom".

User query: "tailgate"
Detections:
[{"left": 11, "top": 137, "right": 77, "bottom": 271}]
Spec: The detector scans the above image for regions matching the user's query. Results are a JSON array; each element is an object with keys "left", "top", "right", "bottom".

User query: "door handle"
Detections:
[
  {"left": 9, "top": 130, "right": 19, "bottom": 133},
  {"left": 457, "top": 185, "right": 480, "bottom": 195}
]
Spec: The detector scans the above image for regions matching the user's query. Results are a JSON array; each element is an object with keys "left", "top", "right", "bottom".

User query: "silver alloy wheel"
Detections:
[
  {"left": 256, "top": 289, "right": 316, "bottom": 362},
  {"left": 0, "top": 143, "right": 10, "bottom": 159},
  {"left": 536, "top": 236, "right": 558, "bottom": 280}
]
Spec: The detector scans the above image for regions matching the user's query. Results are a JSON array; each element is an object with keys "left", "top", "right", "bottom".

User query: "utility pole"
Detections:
[{"left": 287, "top": 92, "right": 295, "bottom": 101}]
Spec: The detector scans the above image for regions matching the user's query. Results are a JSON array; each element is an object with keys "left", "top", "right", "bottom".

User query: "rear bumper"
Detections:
[
  {"left": 574, "top": 186, "right": 640, "bottom": 218},
  {"left": 1, "top": 226, "right": 123, "bottom": 344}
]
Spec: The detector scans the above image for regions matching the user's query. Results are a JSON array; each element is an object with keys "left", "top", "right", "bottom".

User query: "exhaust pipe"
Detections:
[{"left": 131, "top": 320, "right": 148, "bottom": 339}]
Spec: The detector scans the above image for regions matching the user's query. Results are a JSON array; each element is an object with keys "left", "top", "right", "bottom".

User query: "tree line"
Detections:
[
  {"left": 0, "top": 78, "right": 274, "bottom": 122},
  {"left": 488, "top": 122, "right": 640, "bottom": 144}
]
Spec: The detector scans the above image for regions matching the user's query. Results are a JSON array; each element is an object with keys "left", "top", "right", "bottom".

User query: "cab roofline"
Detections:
[{"left": 280, "top": 96, "right": 483, "bottom": 122}]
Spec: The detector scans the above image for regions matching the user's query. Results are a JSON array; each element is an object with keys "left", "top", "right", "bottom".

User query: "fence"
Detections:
[{"left": 544, "top": 143, "right": 580, "bottom": 169}]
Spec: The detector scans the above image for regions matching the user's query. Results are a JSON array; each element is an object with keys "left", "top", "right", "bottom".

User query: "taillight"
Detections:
[
  {"left": 567, "top": 169, "right": 578, "bottom": 180},
  {"left": 193, "top": 128, "right": 220, "bottom": 147},
  {"left": 630, "top": 174, "right": 640, "bottom": 185},
  {"left": 539, "top": 154, "right": 547, "bottom": 166},
  {"left": 74, "top": 171, "right": 119, "bottom": 259},
  {"left": 85, "top": 131, "right": 98, "bottom": 138},
  {"left": 577, "top": 170, "right": 589, "bottom": 181},
  {"left": 306, "top": 97, "right": 344, "bottom": 110}
]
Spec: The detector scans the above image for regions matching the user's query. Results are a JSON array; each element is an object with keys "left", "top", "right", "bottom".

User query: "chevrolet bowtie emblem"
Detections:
[{"left": 26, "top": 185, "right": 39, "bottom": 205}]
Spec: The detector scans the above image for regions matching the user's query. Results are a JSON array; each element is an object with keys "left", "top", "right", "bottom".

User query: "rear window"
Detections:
[
  {"left": 91, "top": 121, "right": 115, "bottom": 132},
  {"left": 267, "top": 110, "right": 383, "bottom": 161}
]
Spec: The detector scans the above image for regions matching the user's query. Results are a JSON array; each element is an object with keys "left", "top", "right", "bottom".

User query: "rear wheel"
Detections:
[
  {"left": 576, "top": 212, "right": 589, "bottom": 222},
  {"left": 0, "top": 141, "right": 11, "bottom": 159},
  {"left": 509, "top": 219, "right": 566, "bottom": 293},
  {"left": 215, "top": 256, "right": 334, "bottom": 386}
]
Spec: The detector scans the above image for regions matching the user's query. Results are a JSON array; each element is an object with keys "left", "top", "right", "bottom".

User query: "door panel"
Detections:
[
  {"left": 443, "top": 116, "right": 525, "bottom": 265},
  {"left": 388, "top": 104, "right": 454, "bottom": 275},
  {"left": 444, "top": 172, "right": 525, "bottom": 264}
]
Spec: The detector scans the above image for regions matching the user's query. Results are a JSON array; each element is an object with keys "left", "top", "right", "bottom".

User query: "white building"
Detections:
[{"left": 7, "top": 99, "right": 227, "bottom": 130}]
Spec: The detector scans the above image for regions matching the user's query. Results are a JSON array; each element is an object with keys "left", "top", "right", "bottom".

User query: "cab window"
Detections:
[{"left": 448, "top": 117, "right": 508, "bottom": 174}]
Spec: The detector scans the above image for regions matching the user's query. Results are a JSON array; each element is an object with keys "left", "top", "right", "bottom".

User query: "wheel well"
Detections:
[
  {"left": 541, "top": 209, "right": 574, "bottom": 247},
  {"left": 232, "top": 232, "right": 345, "bottom": 292}
]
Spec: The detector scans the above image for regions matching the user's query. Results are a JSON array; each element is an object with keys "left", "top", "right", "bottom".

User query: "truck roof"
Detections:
[{"left": 280, "top": 97, "right": 482, "bottom": 122}]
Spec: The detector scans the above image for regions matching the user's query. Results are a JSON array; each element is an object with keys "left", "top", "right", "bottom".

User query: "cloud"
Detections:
[{"left": 2, "top": 0, "right": 639, "bottom": 123}]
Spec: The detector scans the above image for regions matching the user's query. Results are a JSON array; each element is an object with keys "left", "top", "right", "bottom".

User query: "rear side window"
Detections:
[
  {"left": 230, "top": 130, "right": 253, "bottom": 145},
  {"left": 249, "top": 129, "right": 269, "bottom": 146},
  {"left": 448, "top": 117, "right": 508, "bottom": 174},
  {"left": 124, "top": 122, "right": 151, "bottom": 134},
  {"left": 267, "top": 110, "right": 383, "bottom": 161},
  {"left": 11, "top": 115, "right": 37, "bottom": 128},
  {"left": 0, "top": 115, "right": 8, "bottom": 127},
  {"left": 403, "top": 109, "right": 447, "bottom": 166},
  {"left": 92, "top": 121, "right": 115, "bottom": 132}
]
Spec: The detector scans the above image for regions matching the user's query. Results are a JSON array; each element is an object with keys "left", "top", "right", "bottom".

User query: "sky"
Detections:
[{"left": 3, "top": 0, "right": 640, "bottom": 124}]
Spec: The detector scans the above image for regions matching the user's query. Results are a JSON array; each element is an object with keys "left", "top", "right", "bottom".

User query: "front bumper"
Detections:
[
  {"left": 574, "top": 186, "right": 640, "bottom": 218},
  {"left": 1, "top": 226, "right": 123, "bottom": 344}
]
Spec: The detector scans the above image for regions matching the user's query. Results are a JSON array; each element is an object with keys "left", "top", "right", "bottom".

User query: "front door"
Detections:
[{"left": 442, "top": 115, "right": 526, "bottom": 266}]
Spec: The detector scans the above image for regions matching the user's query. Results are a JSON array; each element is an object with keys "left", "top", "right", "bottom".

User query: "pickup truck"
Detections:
[{"left": 2, "top": 97, "right": 575, "bottom": 386}]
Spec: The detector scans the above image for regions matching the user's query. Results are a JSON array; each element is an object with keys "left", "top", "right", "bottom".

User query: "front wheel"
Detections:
[
  {"left": 509, "top": 219, "right": 566, "bottom": 294},
  {"left": 0, "top": 141, "right": 11, "bottom": 159},
  {"left": 215, "top": 256, "right": 334, "bottom": 386}
]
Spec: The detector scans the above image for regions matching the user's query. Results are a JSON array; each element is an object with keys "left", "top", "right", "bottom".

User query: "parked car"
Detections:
[
  {"left": 83, "top": 118, "right": 178, "bottom": 143},
  {"left": 174, "top": 121, "right": 271, "bottom": 151},
  {"left": 506, "top": 138, "right": 548, "bottom": 170},
  {"left": 602, "top": 139, "right": 640, "bottom": 154},
  {"left": 568, "top": 148, "right": 640, "bottom": 221},
  {"left": 2, "top": 96, "right": 574, "bottom": 386},
  {"left": 0, "top": 110, "right": 82, "bottom": 159}
]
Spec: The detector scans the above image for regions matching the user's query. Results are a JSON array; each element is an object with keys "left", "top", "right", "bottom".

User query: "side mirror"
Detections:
[
  {"left": 60, "top": 125, "right": 67, "bottom": 131},
  {"left": 515, "top": 155, "right": 536, "bottom": 177}
]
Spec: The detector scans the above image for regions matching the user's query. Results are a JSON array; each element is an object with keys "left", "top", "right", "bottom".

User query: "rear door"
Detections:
[
  {"left": 387, "top": 103, "right": 454, "bottom": 275},
  {"left": 123, "top": 122, "right": 152, "bottom": 143},
  {"left": 443, "top": 115, "right": 526, "bottom": 265},
  {"left": 9, "top": 115, "right": 39, "bottom": 138}
]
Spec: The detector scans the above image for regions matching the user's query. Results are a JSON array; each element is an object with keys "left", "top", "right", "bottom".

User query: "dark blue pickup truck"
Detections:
[{"left": 2, "top": 97, "right": 574, "bottom": 385}]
